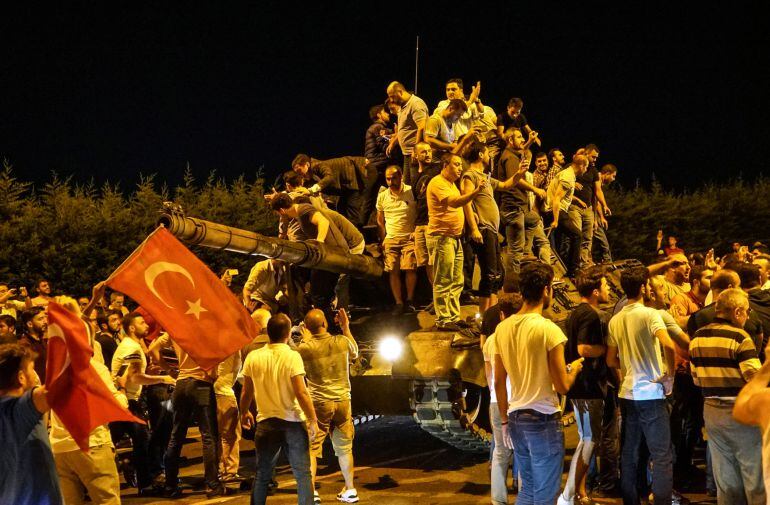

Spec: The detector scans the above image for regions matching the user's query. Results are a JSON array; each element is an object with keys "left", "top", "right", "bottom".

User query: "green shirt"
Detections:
[{"left": 297, "top": 332, "right": 358, "bottom": 401}]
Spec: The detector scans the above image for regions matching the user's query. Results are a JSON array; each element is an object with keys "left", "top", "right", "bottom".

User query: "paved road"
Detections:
[{"left": 121, "top": 416, "right": 715, "bottom": 505}]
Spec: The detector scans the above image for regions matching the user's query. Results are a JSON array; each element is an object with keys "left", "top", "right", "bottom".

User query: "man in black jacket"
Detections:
[{"left": 292, "top": 153, "right": 369, "bottom": 227}]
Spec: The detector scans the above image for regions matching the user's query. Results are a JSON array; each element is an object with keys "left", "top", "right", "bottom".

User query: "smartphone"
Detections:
[{"left": 226, "top": 269, "right": 239, "bottom": 277}]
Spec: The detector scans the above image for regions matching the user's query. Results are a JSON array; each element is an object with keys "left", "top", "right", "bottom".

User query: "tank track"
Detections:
[{"left": 410, "top": 379, "right": 491, "bottom": 453}]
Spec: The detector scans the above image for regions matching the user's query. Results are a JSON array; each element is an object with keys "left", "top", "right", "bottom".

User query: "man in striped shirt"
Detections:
[{"left": 689, "top": 288, "right": 765, "bottom": 504}]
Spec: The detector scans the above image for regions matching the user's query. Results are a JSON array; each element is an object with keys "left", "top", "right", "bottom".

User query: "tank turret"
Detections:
[{"left": 157, "top": 205, "right": 383, "bottom": 279}]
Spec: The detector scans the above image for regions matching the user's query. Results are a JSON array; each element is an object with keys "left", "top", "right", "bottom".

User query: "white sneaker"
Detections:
[
  {"left": 337, "top": 487, "right": 359, "bottom": 503},
  {"left": 557, "top": 492, "right": 574, "bottom": 505},
  {"left": 314, "top": 490, "right": 321, "bottom": 504}
]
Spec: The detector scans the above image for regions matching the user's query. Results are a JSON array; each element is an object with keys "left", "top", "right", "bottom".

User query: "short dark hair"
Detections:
[
  {"left": 369, "top": 104, "right": 384, "bottom": 122},
  {"left": 121, "top": 312, "right": 142, "bottom": 335},
  {"left": 575, "top": 266, "right": 606, "bottom": 298},
  {"left": 446, "top": 98, "right": 468, "bottom": 113},
  {"left": 689, "top": 264, "right": 709, "bottom": 286},
  {"left": 440, "top": 152, "right": 458, "bottom": 168},
  {"left": 36, "top": 279, "right": 48, "bottom": 292},
  {"left": 0, "top": 314, "right": 16, "bottom": 330},
  {"left": 291, "top": 154, "right": 311, "bottom": 169},
  {"left": 270, "top": 192, "right": 294, "bottom": 211},
  {"left": 502, "top": 272, "right": 520, "bottom": 294},
  {"left": 98, "top": 309, "right": 122, "bottom": 329},
  {"left": 446, "top": 78, "right": 464, "bottom": 89},
  {"left": 519, "top": 262, "right": 554, "bottom": 304},
  {"left": 507, "top": 97, "right": 523, "bottom": 108},
  {"left": 620, "top": 266, "right": 649, "bottom": 299},
  {"left": 600, "top": 163, "right": 617, "bottom": 174},
  {"left": 283, "top": 170, "right": 304, "bottom": 189},
  {"left": 20, "top": 306, "right": 44, "bottom": 328},
  {"left": 267, "top": 314, "right": 291, "bottom": 343},
  {"left": 498, "top": 294, "right": 523, "bottom": 318},
  {"left": 0, "top": 344, "right": 33, "bottom": 391},
  {"left": 535, "top": 152, "right": 548, "bottom": 161},
  {"left": 548, "top": 148, "right": 562, "bottom": 164},
  {"left": 711, "top": 269, "right": 739, "bottom": 292},
  {"left": 463, "top": 141, "right": 486, "bottom": 163},
  {"left": 735, "top": 263, "right": 761, "bottom": 289},
  {"left": 585, "top": 143, "right": 600, "bottom": 153}
]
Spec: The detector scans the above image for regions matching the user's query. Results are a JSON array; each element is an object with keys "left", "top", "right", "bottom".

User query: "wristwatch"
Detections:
[{"left": 566, "top": 363, "right": 572, "bottom": 374}]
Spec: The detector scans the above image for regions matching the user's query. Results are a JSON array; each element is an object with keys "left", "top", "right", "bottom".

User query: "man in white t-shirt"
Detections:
[
  {"left": 240, "top": 314, "right": 319, "bottom": 505},
  {"left": 110, "top": 313, "right": 174, "bottom": 494},
  {"left": 494, "top": 262, "right": 584, "bottom": 503},
  {"left": 606, "top": 266, "right": 677, "bottom": 505},
  {"left": 549, "top": 154, "right": 588, "bottom": 278}
]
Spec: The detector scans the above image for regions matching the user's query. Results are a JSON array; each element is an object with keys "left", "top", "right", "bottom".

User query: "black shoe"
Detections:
[
  {"left": 459, "top": 293, "right": 478, "bottom": 305},
  {"left": 138, "top": 486, "right": 163, "bottom": 497},
  {"left": 404, "top": 301, "right": 416, "bottom": 313},
  {"left": 163, "top": 487, "right": 183, "bottom": 499},
  {"left": 391, "top": 303, "right": 404, "bottom": 315},
  {"left": 206, "top": 486, "right": 235, "bottom": 498},
  {"left": 437, "top": 322, "right": 463, "bottom": 332}
]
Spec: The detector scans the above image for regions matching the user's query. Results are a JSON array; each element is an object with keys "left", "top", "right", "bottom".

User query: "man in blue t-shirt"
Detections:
[{"left": 0, "top": 343, "right": 62, "bottom": 505}]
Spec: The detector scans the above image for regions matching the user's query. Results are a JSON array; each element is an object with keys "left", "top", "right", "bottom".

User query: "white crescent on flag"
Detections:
[{"left": 143, "top": 261, "right": 208, "bottom": 319}]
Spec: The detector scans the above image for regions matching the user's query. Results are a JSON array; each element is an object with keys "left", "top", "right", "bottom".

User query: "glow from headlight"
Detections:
[{"left": 378, "top": 336, "right": 403, "bottom": 361}]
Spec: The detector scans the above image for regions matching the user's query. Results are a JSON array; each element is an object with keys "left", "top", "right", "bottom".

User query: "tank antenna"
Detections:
[{"left": 414, "top": 35, "right": 420, "bottom": 94}]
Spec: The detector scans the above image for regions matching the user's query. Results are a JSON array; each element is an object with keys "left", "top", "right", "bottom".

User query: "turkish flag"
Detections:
[
  {"left": 106, "top": 226, "right": 256, "bottom": 370},
  {"left": 45, "top": 302, "right": 143, "bottom": 452}
]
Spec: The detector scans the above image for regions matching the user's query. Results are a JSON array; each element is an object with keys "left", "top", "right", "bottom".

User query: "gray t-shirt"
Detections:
[
  {"left": 396, "top": 94, "right": 429, "bottom": 155},
  {"left": 461, "top": 168, "right": 500, "bottom": 232},
  {"left": 296, "top": 204, "right": 348, "bottom": 250},
  {"left": 322, "top": 208, "right": 363, "bottom": 250}
]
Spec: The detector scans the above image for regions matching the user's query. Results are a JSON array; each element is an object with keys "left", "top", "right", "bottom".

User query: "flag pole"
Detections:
[{"left": 414, "top": 35, "right": 419, "bottom": 94}]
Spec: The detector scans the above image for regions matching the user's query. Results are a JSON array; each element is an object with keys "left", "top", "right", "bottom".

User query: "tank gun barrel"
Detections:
[{"left": 157, "top": 210, "right": 383, "bottom": 279}]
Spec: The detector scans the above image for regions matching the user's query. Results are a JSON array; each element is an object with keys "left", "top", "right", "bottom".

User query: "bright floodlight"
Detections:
[{"left": 379, "top": 336, "right": 403, "bottom": 362}]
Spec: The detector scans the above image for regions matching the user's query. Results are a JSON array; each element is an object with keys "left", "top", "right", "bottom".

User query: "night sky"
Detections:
[{"left": 1, "top": 3, "right": 767, "bottom": 190}]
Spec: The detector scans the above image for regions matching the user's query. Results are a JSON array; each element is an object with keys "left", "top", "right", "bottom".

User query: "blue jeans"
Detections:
[
  {"left": 251, "top": 418, "right": 313, "bottom": 505},
  {"left": 508, "top": 409, "right": 564, "bottom": 505},
  {"left": 490, "top": 403, "right": 514, "bottom": 505},
  {"left": 524, "top": 211, "right": 551, "bottom": 263},
  {"left": 164, "top": 378, "right": 221, "bottom": 491},
  {"left": 704, "top": 399, "right": 766, "bottom": 505},
  {"left": 502, "top": 208, "right": 526, "bottom": 274},
  {"left": 592, "top": 222, "right": 613, "bottom": 263},
  {"left": 568, "top": 205, "right": 594, "bottom": 268},
  {"left": 619, "top": 399, "right": 673, "bottom": 505}
]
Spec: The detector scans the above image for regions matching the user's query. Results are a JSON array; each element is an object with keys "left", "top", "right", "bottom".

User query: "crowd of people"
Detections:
[{"left": 3, "top": 77, "right": 770, "bottom": 505}]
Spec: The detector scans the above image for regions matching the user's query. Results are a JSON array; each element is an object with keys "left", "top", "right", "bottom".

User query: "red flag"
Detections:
[
  {"left": 106, "top": 226, "right": 256, "bottom": 370},
  {"left": 45, "top": 302, "right": 143, "bottom": 452}
]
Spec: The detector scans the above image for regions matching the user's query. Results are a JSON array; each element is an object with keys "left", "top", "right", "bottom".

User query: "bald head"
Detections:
[
  {"left": 386, "top": 81, "right": 409, "bottom": 105},
  {"left": 251, "top": 308, "right": 271, "bottom": 332},
  {"left": 304, "top": 309, "right": 328, "bottom": 334}
]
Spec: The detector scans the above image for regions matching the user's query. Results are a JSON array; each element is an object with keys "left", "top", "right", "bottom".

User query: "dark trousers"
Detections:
[
  {"left": 670, "top": 371, "right": 703, "bottom": 477},
  {"left": 335, "top": 189, "right": 365, "bottom": 228},
  {"left": 595, "top": 388, "right": 621, "bottom": 491},
  {"left": 287, "top": 265, "right": 310, "bottom": 323},
  {"left": 462, "top": 236, "right": 476, "bottom": 294},
  {"left": 110, "top": 398, "right": 152, "bottom": 488},
  {"left": 145, "top": 384, "right": 173, "bottom": 477},
  {"left": 164, "top": 378, "right": 221, "bottom": 491},
  {"left": 619, "top": 399, "right": 673, "bottom": 505},
  {"left": 470, "top": 228, "right": 503, "bottom": 297},
  {"left": 360, "top": 162, "right": 385, "bottom": 227},
  {"left": 251, "top": 418, "right": 313, "bottom": 505},
  {"left": 553, "top": 211, "right": 581, "bottom": 276},
  {"left": 310, "top": 268, "right": 340, "bottom": 323}
]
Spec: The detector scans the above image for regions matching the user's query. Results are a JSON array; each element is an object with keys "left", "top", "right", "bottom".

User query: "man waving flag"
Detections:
[
  {"left": 46, "top": 301, "right": 142, "bottom": 452},
  {"left": 106, "top": 226, "right": 256, "bottom": 370}
]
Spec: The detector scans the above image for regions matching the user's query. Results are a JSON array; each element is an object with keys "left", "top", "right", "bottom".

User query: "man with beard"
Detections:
[
  {"left": 96, "top": 309, "right": 123, "bottom": 368},
  {"left": 19, "top": 307, "right": 48, "bottom": 383},
  {"left": 426, "top": 153, "right": 487, "bottom": 331},
  {"left": 411, "top": 142, "right": 441, "bottom": 283},
  {"left": 386, "top": 81, "right": 430, "bottom": 186},
  {"left": 494, "top": 262, "right": 584, "bottom": 503},
  {"left": 377, "top": 166, "right": 418, "bottom": 314},
  {"left": 30, "top": 279, "right": 54, "bottom": 308},
  {"left": 460, "top": 141, "right": 528, "bottom": 314},
  {"left": 432, "top": 78, "right": 482, "bottom": 137}
]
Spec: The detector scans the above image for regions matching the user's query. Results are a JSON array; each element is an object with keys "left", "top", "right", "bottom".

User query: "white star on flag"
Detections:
[{"left": 185, "top": 298, "right": 208, "bottom": 319}]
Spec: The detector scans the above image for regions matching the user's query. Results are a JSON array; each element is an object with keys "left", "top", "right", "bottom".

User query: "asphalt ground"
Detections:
[{"left": 120, "top": 415, "right": 715, "bottom": 505}]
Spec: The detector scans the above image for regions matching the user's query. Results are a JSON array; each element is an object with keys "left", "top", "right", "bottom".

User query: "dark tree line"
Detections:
[{"left": 2, "top": 163, "right": 768, "bottom": 296}]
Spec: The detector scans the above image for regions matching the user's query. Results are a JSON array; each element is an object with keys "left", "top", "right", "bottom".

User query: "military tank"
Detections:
[{"left": 159, "top": 206, "right": 636, "bottom": 453}]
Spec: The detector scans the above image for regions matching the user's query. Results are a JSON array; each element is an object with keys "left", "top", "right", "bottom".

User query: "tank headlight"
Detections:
[{"left": 378, "top": 336, "right": 403, "bottom": 361}]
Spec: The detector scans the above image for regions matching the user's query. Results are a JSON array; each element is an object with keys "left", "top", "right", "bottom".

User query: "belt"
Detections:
[{"left": 512, "top": 409, "right": 562, "bottom": 421}]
